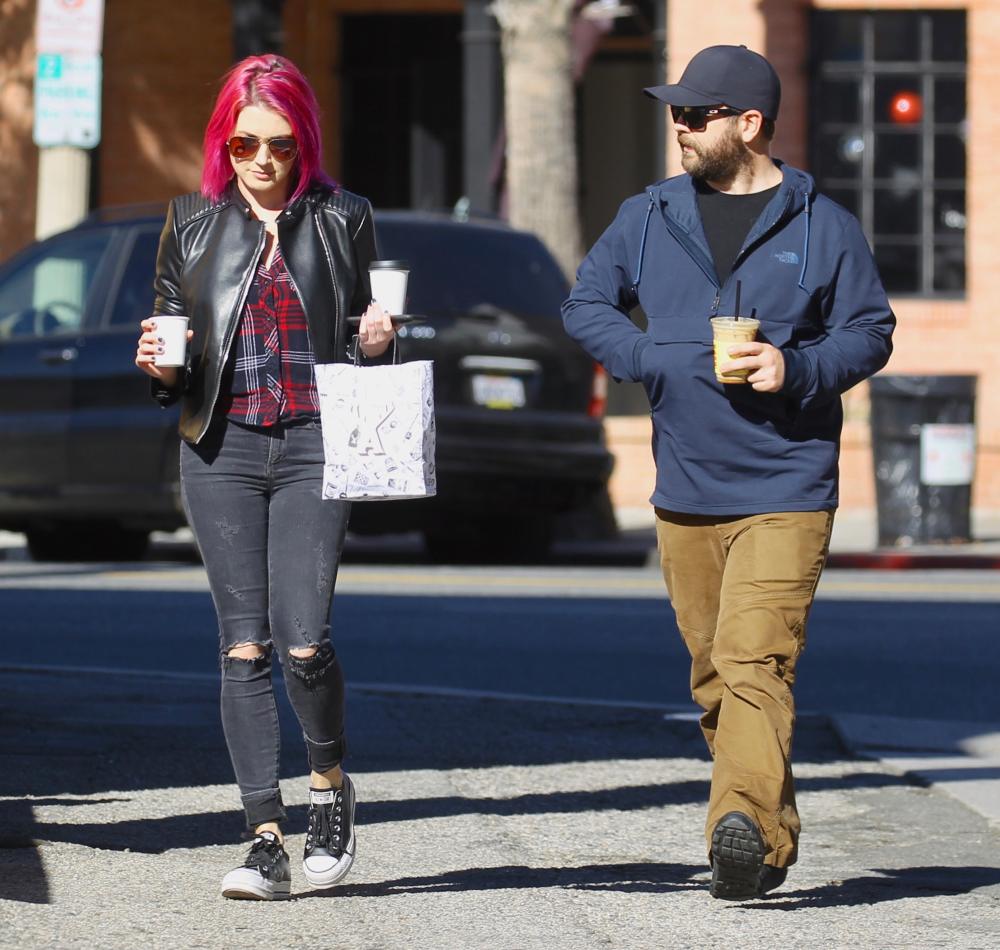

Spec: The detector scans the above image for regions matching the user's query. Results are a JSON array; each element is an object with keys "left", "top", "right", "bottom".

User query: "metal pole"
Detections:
[
  {"left": 461, "top": 0, "right": 502, "bottom": 214},
  {"left": 652, "top": 0, "right": 667, "bottom": 180},
  {"left": 230, "top": 0, "right": 285, "bottom": 60}
]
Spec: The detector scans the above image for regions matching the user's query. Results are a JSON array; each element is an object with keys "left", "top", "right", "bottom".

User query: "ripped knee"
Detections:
[
  {"left": 227, "top": 642, "right": 268, "bottom": 660},
  {"left": 286, "top": 642, "right": 339, "bottom": 688},
  {"left": 223, "top": 642, "right": 271, "bottom": 674}
]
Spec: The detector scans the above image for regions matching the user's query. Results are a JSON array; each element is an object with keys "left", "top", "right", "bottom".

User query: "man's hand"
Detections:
[{"left": 720, "top": 341, "right": 785, "bottom": 393}]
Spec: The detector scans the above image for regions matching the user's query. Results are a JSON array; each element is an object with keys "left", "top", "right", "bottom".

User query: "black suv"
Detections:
[{"left": 0, "top": 207, "right": 613, "bottom": 562}]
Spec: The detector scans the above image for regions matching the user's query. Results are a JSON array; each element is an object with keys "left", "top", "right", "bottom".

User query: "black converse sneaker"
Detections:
[
  {"left": 221, "top": 831, "right": 291, "bottom": 900},
  {"left": 302, "top": 774, "right": 356, "bottom": 888}
]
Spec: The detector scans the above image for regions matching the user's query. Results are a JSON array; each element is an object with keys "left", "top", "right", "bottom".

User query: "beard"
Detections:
[{"left": 679, "top": 121, "right": 753, "bottom": 184}]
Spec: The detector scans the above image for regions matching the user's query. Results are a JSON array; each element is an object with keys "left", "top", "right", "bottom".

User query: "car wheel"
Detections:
[
  {"left": 423, "top": 513, "right": 555, "bottom": 565},
  {"left": 26, "top": 525, "right": 150, "bottom": 562}
]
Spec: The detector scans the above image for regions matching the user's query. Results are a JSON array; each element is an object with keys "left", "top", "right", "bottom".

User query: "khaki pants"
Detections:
[{"left": 654, "top": 508, "right": 834, "bottom": 868}]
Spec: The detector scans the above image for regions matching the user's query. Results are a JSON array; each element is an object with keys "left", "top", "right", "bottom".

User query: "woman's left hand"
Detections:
[{"left": 358, "top": 301, "right": 396, "bottom": 358}]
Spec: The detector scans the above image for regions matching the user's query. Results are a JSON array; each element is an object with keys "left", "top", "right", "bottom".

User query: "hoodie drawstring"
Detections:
[
  {"left": 797, "top": 191, "right": 812, "bottom": 292},
  {"left": 631, "top": 193, "right": 656, "bottom": 293}
]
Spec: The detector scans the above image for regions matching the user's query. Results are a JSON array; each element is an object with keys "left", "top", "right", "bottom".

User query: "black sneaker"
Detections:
[
  {"left": 709, "top": 811, "right": 767, "bottom": 901},
  {"left": 302, "top": 774, "right": 356, "bottom": 888},
  {"left": 221, "top": 831, "right": 291, "bottom": 900}
]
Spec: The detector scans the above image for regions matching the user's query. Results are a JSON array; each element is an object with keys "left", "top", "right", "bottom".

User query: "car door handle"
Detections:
[{"left": 38, "top": 346, "right": 79, "bottom": 364}]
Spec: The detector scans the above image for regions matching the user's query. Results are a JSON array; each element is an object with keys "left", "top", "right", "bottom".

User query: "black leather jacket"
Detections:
[{"left": 152, "top": 181, "right": 376, "bottom": 443}]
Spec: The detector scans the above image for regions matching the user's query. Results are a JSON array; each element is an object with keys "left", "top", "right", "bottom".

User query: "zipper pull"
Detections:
[{"left": 711, "top": 291, "right": 721, "bottom": 315}]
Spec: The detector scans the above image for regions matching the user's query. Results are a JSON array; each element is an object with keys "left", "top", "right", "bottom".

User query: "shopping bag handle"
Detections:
[{"left": 349, "top": 333, "right": 401, "bottom": 366}]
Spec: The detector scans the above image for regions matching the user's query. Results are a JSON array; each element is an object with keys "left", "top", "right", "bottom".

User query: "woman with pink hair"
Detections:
[{"left": 135, "top": 55, "right": 395, "bottom": 900}]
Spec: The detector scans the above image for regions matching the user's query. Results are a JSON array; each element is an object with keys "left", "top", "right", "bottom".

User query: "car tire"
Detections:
[
  {"left": 423, "top": 513, "right": 555, "bottom": 565},
  {"left": 26, "top": 524, "right": 150, "bottom": 563}
]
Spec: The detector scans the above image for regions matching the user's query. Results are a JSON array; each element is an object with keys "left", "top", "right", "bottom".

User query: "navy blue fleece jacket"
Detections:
[{"left": 562, "top": 164, "right": 895, "bottom": 514}]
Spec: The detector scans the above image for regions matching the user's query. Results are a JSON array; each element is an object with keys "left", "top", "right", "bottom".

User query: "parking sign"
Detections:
[{"left": 33, "top": 53, "right": 102, "bottom": 148}]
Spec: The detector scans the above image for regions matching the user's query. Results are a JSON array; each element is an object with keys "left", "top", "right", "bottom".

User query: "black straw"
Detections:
[{"left": 734, "top": 280, "right": 742, "bottom": 320}]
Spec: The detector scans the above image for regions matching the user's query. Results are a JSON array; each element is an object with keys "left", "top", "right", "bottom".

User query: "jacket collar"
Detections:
[
  {"left": 648, "top": 161, "right": 814, "bottom": 224},
  {"left": 225, "top": 178, "right": 326, "bottom": 223}
]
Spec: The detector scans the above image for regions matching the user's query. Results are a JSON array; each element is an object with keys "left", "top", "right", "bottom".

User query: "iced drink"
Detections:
[{"left": 711, "top": 316, "right": 760, "bottom": 384}]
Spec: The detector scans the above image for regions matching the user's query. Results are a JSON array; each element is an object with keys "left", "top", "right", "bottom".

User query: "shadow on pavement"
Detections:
[
  {"left": 294, "top": 861, "right": 707, "bottom": 899},
  {"left": 11, "top": 767, "right": 917, "bottom": 857},
  {"left": 752, "top": 865, "right": 1000, "bottom": 909},
  {"left": 0, "top": 799, "right": 49, "bottom": 904},
  {"left": 287, "top": 862, "right": 1000, "bottom": 906}
]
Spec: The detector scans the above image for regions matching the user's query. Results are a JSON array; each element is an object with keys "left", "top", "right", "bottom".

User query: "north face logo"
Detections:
[{"left": 774, "top": 251, "right": 799, "bottom": 265}]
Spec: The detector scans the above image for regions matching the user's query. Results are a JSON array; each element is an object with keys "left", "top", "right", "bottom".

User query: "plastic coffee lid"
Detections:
[{"left": 369, "top": 260, "right": 409, "bottom": 270}]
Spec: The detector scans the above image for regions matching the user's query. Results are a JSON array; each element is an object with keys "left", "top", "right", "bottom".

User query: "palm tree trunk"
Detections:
[{"left": 491, "top": 0, "right": 583, "bottom": 281}]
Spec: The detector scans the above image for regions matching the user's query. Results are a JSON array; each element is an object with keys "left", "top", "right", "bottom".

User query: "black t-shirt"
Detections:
[{"left": 696, "top": 180, "right": 781, "bottom": 285}]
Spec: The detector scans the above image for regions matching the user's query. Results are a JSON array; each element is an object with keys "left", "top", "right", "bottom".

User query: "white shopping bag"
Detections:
[{"left": 315, "top": 360, "right": 437, "bottom": 501}]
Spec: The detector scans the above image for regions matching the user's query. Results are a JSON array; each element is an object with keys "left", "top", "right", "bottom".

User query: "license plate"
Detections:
[{"left": 471, "top": 374, "right": 526, "bottom": 409}]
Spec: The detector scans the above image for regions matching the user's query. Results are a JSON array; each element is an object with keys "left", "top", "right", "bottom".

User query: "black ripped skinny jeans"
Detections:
[{"left": 181, "top": 415, "right": 351, "bottom": 829}]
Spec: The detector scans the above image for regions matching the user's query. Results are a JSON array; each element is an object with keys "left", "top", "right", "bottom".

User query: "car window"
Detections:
[
  {"left": 0, "top": 230, "right": 111, "bottom": 340},
  {"left": 375, "top": 220, "right": 569, "bottom": 319},
  {"left": 109, "top": 229, "right": 162, "bottom": 326}
]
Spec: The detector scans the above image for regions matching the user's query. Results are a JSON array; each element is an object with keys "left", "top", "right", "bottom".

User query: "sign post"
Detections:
[{"left": 33, "top": 0, "right": 106, "bottom": 239}]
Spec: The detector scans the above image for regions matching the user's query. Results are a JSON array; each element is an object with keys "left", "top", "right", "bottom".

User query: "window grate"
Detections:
[{"left": 809, "top": 9, "right": 967, "bottom": 297}]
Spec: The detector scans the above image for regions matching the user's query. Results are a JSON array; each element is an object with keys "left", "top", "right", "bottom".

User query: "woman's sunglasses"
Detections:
[
  {"left": 670, "top": 105, "right": 744, "bottom": 132},
  {"left": 227, "top": 135, "right": 298, "bottom": 162}
]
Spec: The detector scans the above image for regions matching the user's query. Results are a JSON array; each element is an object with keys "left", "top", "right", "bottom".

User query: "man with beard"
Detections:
[{"left": 562, "top": 45, "right": 894, "bottom": 900}]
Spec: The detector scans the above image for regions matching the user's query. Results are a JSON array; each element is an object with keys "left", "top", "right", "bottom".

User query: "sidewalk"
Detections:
[
  {"left": 1, "top": 667, "right": 999, "bottom": 949},
  {"left": 3, "top": 508, "right": 1000, "bottom": 568},
  {"left": 616, "top": 506, "right": 1000, "bottom": 569}
]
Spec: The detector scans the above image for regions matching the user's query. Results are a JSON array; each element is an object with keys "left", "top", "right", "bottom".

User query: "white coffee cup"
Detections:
[
  {"left": 368, "top": 260, "right": 409, "bottom": 316},
  {"left": 154, "top": 315, "right": 189, "bottom": 367}
]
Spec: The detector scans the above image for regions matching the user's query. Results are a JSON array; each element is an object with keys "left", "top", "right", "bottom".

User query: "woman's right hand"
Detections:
[{"left": 135, "top": 317, "right": 193, "bottom": 385}]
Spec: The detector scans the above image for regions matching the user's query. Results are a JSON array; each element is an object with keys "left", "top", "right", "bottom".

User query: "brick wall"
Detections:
[
  {"left": 0, "top": 0, "right": 39, "bottom": 262},
  {"left": 97, "top": 2, "right": 231, "bottom": 208}
]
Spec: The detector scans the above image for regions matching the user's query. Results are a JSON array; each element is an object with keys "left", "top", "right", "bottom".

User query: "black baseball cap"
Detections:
[{"left": 644, "top": 45, "right": 781, "bottom": 121}]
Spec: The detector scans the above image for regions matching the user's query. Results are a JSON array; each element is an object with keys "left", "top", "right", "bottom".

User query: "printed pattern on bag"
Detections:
[{"left": 315, "top": 361, "right": 437, "bottom": 501}]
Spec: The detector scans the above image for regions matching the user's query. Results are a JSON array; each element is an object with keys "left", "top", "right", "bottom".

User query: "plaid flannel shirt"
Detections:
[{"left": 221, "top": 244, "right": 320, "bottom": 426}]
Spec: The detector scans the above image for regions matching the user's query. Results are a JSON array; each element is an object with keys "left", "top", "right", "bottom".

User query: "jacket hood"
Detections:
[
  {"left": 640, "top": 162, "right": 817, "bottom": 291},
  {"left": 645, "top": 161, "right": 814, "bottom": 215}
]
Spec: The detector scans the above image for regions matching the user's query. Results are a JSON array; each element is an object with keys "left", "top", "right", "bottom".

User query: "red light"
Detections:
[
  {"left": 889, "top": 91, "right": 923, "bottom": 124},
  {"left": 588, "top": 364, "right": 607, "bottom": 418}
]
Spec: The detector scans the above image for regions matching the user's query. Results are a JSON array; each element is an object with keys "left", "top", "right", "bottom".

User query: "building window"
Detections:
[{"left": 810, "top": 10, "right": 967, "bottom": 296}]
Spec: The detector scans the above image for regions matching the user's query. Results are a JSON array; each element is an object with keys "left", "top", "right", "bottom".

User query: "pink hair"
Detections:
[{"left": 201, "top": 55, "right": 335, "bottom": 204}]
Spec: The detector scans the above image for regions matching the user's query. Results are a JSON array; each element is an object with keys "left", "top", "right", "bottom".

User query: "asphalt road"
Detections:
[{"left": 1, "top": 553, "right": 998, "bottom": 723}]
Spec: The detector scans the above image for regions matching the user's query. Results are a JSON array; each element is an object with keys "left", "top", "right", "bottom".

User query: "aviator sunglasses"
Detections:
[
  {"left": 227, "top": 134, "right": 298, "bottom": 162},
  {"left": 670, "top": 105, "right": 745, "bottom": 132}
]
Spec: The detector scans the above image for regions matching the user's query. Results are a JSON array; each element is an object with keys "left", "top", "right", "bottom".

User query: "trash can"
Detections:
[{"left": 869, "top": 375, "right": 976, "bottom": 546}]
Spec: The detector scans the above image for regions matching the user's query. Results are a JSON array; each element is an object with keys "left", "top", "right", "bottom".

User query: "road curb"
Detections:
[
  {"left": 826, "top": 551, "right": 1000, "bottom": 570},
  {"left": 831, "top": 712, "right": 1000, "bottom": 826}
]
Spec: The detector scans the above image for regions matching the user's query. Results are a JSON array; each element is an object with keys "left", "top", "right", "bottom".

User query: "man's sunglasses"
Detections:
[
  {"left": 670, "top": 105, "right": 744, "bottom": 132},
  {"left": 227, "top": 135, "right": 298, "bottom": 162}
]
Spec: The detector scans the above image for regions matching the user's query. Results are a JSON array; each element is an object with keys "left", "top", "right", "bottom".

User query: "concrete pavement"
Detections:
[
  {"left": 1, "top": 515, "right": 998, "bottom": 947},
  {"left": 2, "top": 667, "right": 999, "bottom": 949}
]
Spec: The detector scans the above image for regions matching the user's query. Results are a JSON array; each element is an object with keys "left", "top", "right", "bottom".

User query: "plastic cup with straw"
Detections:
[{"left": 711, "top": 279, "right": 760, "bottom": 384}]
